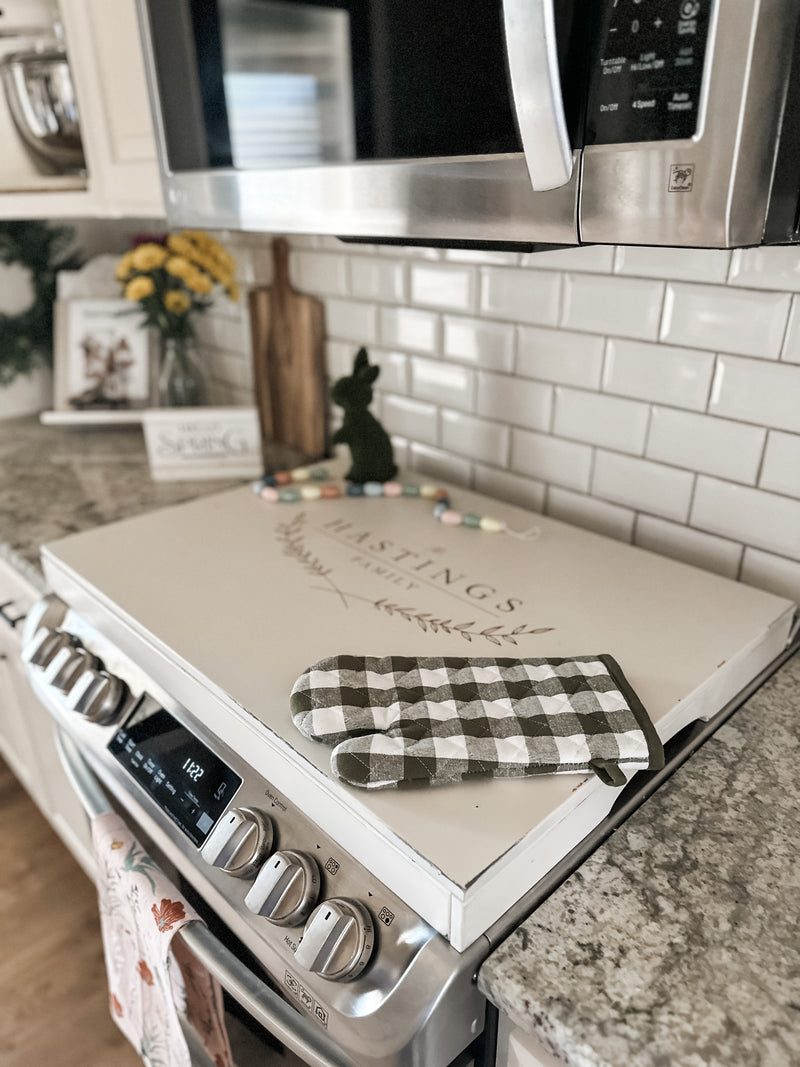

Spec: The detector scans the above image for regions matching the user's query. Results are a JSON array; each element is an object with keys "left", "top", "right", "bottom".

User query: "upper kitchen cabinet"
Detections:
[{"left": 0, "top": 0, "right": 164, "bottom": 220}]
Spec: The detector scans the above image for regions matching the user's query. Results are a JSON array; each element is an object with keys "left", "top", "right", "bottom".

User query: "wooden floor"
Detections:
[{"left": 0, "top": 757, "right": 141, "bottom": 1066}]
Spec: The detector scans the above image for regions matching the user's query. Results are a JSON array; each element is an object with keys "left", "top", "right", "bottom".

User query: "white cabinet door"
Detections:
[
  {"left": 58, "top": 0, "right": 164, "bottom": 218},
  {"left": 0, "top": 557, "right": 95, "bottom": 878}
]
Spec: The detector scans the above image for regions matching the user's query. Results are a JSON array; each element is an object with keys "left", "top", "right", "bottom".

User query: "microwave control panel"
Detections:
[{"left": 585, "top": 0, "right": 712, "bottom": 145}]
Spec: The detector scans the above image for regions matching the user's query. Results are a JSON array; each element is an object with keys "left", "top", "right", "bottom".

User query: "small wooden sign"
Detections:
[{"left": 142, "top": 407, "right": 262, "bottom": 481}]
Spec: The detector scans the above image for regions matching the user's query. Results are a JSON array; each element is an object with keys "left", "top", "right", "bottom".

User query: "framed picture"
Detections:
[{"left": 52, "top": 298, "right": 154, "bottom": 417}]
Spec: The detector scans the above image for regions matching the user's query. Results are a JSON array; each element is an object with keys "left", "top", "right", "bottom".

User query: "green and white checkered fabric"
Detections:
[{"left": 290, "top": 654, "right": 664, "bottom": 790}]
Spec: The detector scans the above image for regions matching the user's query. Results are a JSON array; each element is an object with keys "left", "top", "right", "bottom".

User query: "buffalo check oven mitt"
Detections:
[{"left": 290, "top": 654, "right": 664, "bottom": 790}]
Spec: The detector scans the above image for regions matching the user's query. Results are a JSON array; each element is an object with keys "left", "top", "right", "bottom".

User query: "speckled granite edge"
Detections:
[{"left": 478, "top": 651, "right": 800, "bottom": 1067}]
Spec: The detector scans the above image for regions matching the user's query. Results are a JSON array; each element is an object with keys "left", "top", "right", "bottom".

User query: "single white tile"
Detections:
[
  {"left": 511, "top": 429, "right": 592, "bottom": 492},
  {"left": 326, "top": 339, "right": 359, "bottom": 380},
  {"left": 741, "top": 548, "right": 800, "bottom": 605},
  {"left": 553, "top": 387, "right": 649, "bottom": 454},
  {"left": 709, "top": 355, "right": 800, "bottom": 433},
  {"left": 516, "top": 326, "right": 605, "bottom": 389},
  {"left": 349, "top": 256, "right": 407, "bottom": 302},
  {"left": 290, "top": 250, "right": 348, "bottom": 296},
  {"left": 520, "top": 245, "right": 615, "bottom": 273},
  {"left": 379, "top": 306, "right": 438, "bottom": 353},
  {"left": 326, "top": 298, "right": 379, "bottom": 344},
  {"left": 445, "top": 248, "right": 520, "bottom": 266},
  {"left": 474, "top": 464, "right": 546, "bottom": 512},
  {"left": 635, "top": 515, "right": 742, "bottom": 580},
  {"left": 377, "top": 244, "right": 442, "bottom": 260},
  {"left": 411, "top": 358, "right": 474, "bottom": 411},
  {"left": 390, "top": 434, "right": 410, "bottom": 469},
  {"left": 691, "top": 477, "right": 800, "bottom": 561},
  {"left": 410, "top": 263, "right": 477, "bottom": 312},
  {"left": 380, "top": 394, "right": 438, "bottom": 446},
  {"left": 614, "top": 245, "right": 731, "bottom": 284},
  {"left": 546, "top": 487, "right": 635, "bottom": 543},
  {"left": 205, "top": 348, "right": 252, "bottom": 391},
  {"left": 194, "top": 312, "right": 250, "bottom": 355},
  {"left": 480, "top": 266, "right": 561, "bottom": 326},
  {"left": 660, "top": 282, "right": 790, "bottom": 358},
  {"left": 408, "top": 442, "right": 472, "bottom": 486},
  {"left": 728, "top": 246, "right": 800, "bottom": 291},
  {"left": 441, "top": 410, "right": 510, "bottom": 466},
  {"left": 443, "top": 316, "right": 515, "bottom": 373},
  {"left": 561, "top": 273, "right": 664, "bottom": 340},
  {"left": 603, "top": 338, "right": 715, "bottom": 410},
  {"left": 646, "top": 407, "right": 766, "bottom": 485},
  {"left": 592, "top": 452, "right": 694, "bottom": 522},
  {"left": 369, "top": 348, "right": 409, "bottom": 394},
  {"left": 759, "top": 431, "right": 800, "bottom": 497},
  {"left": 476, "top": 372, "right": 552, "bottom": 431},
  {"left": 780, "top": 296, "right": 800, "bottom": 364}
]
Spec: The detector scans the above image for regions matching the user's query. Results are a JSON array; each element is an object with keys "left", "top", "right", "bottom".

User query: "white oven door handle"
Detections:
[
  {"left": 54, "top": 728, "right": 356, "bottom": 1067},
  {"left": 502, "top": 0, "right": 573, "bottom": 190}
]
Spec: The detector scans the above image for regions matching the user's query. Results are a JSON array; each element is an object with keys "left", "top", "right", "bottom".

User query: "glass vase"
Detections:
[{"left": 158, "top": 335, "right": 208, "bottom": 407}]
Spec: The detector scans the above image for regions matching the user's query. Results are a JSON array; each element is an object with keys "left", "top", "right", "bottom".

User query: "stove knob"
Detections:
[
  {"left": 43, "top": 645, "right": 102, "bottom": 693},
  {"left": 244, "top": 850, "right": 320, "bottom": 926},
  {"left": 200, "top": 807, "right": 274, "bottom": 879},
  {"left": 295, "top": 898, "right": 374, "bottom": 982},
  {"left": 21, "top": 626, "right": 71, "bottom": 668},
  {"left": 67, "top": 668, "right": 129, "bottom": 724}
]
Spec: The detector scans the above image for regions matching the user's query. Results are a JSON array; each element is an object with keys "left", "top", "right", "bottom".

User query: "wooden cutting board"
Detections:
[{"left": 248, "top": 237, "right": 327, "bottom": 462}]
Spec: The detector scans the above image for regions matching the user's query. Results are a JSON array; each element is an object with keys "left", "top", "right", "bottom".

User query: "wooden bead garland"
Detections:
[{"left": 253, "top": 467, "right": 539, "bottom": 539}]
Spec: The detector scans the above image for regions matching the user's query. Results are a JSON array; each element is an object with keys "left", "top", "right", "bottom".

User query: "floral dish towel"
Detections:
[{"left": 91, "top": 811, "right": 233, "bottom": 1067}]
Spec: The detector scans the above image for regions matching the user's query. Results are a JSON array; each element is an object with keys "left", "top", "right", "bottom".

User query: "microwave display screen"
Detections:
[
  {"left": 109, "top": 708, "right": 242, "bottom": 846},
  {"left": 585, "top": 0, "right": 712, "bottom": 145}
]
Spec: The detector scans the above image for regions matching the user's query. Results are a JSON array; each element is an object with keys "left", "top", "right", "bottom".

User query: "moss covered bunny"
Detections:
[{"left": 331, "top": 348, "right": 398, "bottom": 484}]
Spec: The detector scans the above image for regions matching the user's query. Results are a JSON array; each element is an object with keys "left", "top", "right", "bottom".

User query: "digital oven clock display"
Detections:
[{"left": 108, "top": 708, "right": 242, "bottom": 847}]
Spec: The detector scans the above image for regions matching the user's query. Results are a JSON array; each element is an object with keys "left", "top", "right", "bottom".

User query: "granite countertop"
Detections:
[{"left": 478, "top": 649, "right": 800, "bottom": 1067}]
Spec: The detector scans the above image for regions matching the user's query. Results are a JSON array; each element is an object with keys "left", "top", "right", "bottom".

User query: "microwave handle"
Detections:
[
  {"left": 502, "top": 0, "right": 573, "bottom": 190},
  {"left": 54, "top": 727, "right": 356, "bottom": 1067}
]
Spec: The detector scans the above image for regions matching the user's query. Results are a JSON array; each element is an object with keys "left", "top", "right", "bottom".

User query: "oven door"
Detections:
[{"left": 135, "top": 0, "right": 587, "bottom": 245}]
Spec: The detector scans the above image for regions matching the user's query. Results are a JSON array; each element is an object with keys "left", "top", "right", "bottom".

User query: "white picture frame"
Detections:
[{"left": 52, "top": 298, "right": 154, "bottom": 416}]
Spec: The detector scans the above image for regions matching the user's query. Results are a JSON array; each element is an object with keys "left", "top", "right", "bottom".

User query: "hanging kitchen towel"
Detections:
[
  {"left": 91, "top": 812, "right": 233, "bottom": 1067},
  {"left": 291, "top": 654, "right": 664, "bottom": 790}
]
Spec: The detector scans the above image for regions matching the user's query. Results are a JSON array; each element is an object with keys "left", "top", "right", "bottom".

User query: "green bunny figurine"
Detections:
[{"left": 331, "top": 348, "right": 398, "bottom": 484}]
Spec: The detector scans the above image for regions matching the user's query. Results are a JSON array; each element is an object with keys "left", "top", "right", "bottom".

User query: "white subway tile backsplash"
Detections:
[
  {"left": 729, "top": 246, "right": 800, "bottom": 291},
  {"left": 646, "top": 408, "right": 765, "bottom": 485},
  {"left": 660, "top": 283, "right": 790, "bottom": 357},
  {"left": 593, "top": 452, "right": 694, "bottom": 522},
  {"left": 444, "top": 248, "right": 520, "bottom": 266},
  {"left": 553, "top": 387, "right": 649, "bottom": 454},
  {"left": 370, "top": 348, "right": 409, "bottom": 394},
  {"left": 381, "top": 394, "right": 438, "bottom": 445},
  {"left": 474, "top": 465, "right": 546, "bottom": 512},
  {"left": 603, "top": 338, "right": 715, "bottom": 410},
  {"left": 546, "top": 487, "right": 635, "bottom": 543},
  {"left": 780, "top": 296, "right": 800, "bottom": 364},
  {"left": 476, "top": 372, "right": 551, "bottom": 431},
  {"left": 349, "top": 256, "right": 406, "bottom": 303},
  {"left": 441, "top": 410, "right": 510, "bottom": 466},
  {"left": 410, "top": 263, "right": 476, "bottom": 312},
  {"left": 408, "top": 442, "right": 472, "bottom": 485},
  {"left": 290, "top": 250, "right": 348, "bottom": 296},
  {"left": 759, "top": 431, "right": 800, "bottom": 497},
  {"left": 520, "top": 245, "right": 615, "bottom": 273},
  {"left": 741, "top": 548, "right": 800, "bottom": 605},
  {"left": 326, "top": 339, "right": 359, "bottom": 379},
  {"left": 691, "top": 477, "right": 800, "bottom": 562},
  {"left": 379, "top": 305, "right": 438, "bottom": 353},
  {"left": 326, "top": 298, "right": 379, "bottom": 344},
  {"left": 635, "top": 515, "right": 742, "bottom": 580},
  {"left": 614, "top": 245, "right": 731, "bottom": 284},
  {"left": 516, "top": 326, "right": 605, "bottom": 389},
  {"left": 443, "top": 316, "right": 515, "bottom": 373},
  {"left": 709, "top": 355, "right": 800, "bottom": 433},
  {"left": 480, "top": 266, "right": 561, "bottom": 326},
  {"left": 411, "top": 358, "right": 474, "bottom": 411},
  {"left": 511, "top": 429, "right": 592, "bottom": 492},
  {"left": 561, "top": 273, "right": 664, "bottom": 340}
]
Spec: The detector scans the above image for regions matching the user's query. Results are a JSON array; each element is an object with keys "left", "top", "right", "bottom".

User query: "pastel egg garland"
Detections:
[{"left": 252, "top": 467, "right": 539, "bottom": 539}]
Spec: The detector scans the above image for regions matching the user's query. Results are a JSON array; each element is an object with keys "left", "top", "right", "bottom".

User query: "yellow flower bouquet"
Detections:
[{"left": 115, "top": 230, "right": 239, "bottom": 406}]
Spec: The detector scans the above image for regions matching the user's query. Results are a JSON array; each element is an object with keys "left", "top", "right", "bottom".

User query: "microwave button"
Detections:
[{"left": 244, "top": 849, "right": 320, "bottom": 927}]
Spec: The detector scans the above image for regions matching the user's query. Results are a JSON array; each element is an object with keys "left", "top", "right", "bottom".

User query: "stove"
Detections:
[{"left": 22, "top": 477, "right": 796, "bottom": 1065}]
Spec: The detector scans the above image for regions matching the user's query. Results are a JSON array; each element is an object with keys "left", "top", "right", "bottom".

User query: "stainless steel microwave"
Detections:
[{"left": 136, "top": 0, "right": 800, "bottom": 250}]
